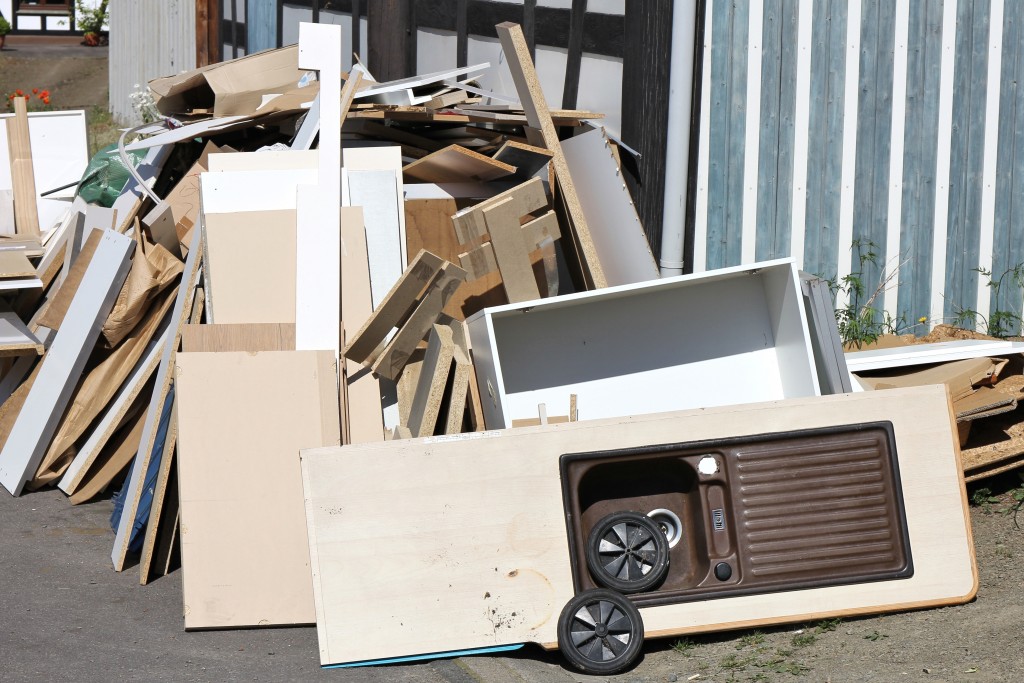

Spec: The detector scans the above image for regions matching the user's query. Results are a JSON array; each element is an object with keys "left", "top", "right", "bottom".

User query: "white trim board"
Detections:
[
  {"left": 0, "top": 230, "right": 133, "bottom": 496},
  {"left": 344, "top": 168, "right": 405, "bottom": 310},
  {"left": 844, "top": 339, "right": 1024, "bottom": 373},
  {"left": 207, "top": 149, "right": 319, "bottom": 172},
  {"left": 198, "top": 168, "right": 318, "bottom": 214}
]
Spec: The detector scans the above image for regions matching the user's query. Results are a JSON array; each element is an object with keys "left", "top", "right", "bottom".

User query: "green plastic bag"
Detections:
[{"left": 77, "top": 144, "right": 148, "bottom": 208}]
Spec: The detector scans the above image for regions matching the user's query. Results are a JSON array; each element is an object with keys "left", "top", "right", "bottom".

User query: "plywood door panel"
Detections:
[{"left": 176, "top": 350, "right": 340, "bottom": 629}]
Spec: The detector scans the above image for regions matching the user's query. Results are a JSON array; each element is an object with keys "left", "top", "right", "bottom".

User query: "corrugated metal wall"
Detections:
[
  {"left": 693, "top": 0, "right": 1023, "bottom": 332},
  {"left": 109, "top": 0, "right": 196, "bottom": 124}
]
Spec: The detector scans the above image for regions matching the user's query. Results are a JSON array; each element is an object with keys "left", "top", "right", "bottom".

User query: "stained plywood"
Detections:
[
  {"left": 176, "top": 350, "right": 340, "bottom": 629},
  {"left": 180, "top": 323, "right": 295, "bottom": 353},
  {"left": 300, "top": 385, "right": 975, "bottom": 665}
]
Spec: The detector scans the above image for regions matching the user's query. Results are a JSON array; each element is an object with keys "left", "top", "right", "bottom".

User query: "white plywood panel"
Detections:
[
  {"left": 176, "top": 350, "right": 340, "bottom": 629},
  {"left": 344, "top": 169, "right": 404, "bottom": 309},
  {"left": 0, "top": 110, "right": 89, "bottom": 234},
  {"left": 198, "top": 168, "right": 318, "bottom": 214},
  {"left": 0, "top": 230, "right": 133, "bottom": 495},
  {"left": 207, "top": 150, "right": 319, "bottom": 171},
  {"left": 467, "top": 259, "right": 818, "bottom": 428},
  {"left": 300, "top": 385, "right": 974, "bottom": 665},
  {"left": 561, "top": 127, "right": 659, "bottom": 286}
]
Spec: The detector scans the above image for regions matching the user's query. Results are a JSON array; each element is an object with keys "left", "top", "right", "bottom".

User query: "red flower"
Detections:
[
  {"left": 42, "top": 97, "right": 51, "bottom": 105},
  {"left": 32, "top": 88, "right": 39, "bottom": 95},
  {"left": 40, "top": 90, "right": 50, "bottom": 98},
  {"left": 8, "top": 94, "right": 14, "bottom": 100},
  {"left": 15, "top": 89, "right": 23, "bottom": 96}
]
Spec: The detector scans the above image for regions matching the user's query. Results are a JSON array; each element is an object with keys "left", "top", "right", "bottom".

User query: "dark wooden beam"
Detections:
[
  {"left": 561, "top": 0, "right": 587, "bottom": 109},
  {"left": 368, "top": 0, "right": 414, "bottom": 80},
  {"left": 522, "top": 0, "right": 536, "bottom": 60},
  {"left": 195, "top": 0, "right": 220, "bottom": 66},
  {"left": 620, "top": 0, "right": 674, "bottom": 257},
  {"left": 456, "top": 0, "right": 468, "bottom": 67}
]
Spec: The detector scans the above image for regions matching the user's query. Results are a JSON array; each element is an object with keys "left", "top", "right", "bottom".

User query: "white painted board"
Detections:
[
  {"left": 0, "top": 230, "right": 133, "bottom": 495},
  {"left": 199, "top": 168, "right": 319, "bottom": 214},
  {"left": 844, "top": 339, "right": 1024, "bottom": 372},
  {"left": 561, "top": 127, "right": 659, "bottom": 286},
  {"left": 208, "top": 149, "right": 319, "bottom": 172},
  {"left": 466, "top": 259, "right": 819, "bottom": 429}
]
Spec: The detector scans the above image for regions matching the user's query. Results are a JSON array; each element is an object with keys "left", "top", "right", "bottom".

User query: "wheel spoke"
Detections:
[
  {"left": 611, "top": 522, "right": 630, "bottom": 547},
  {"left": 628, "top": 525, "right": 652, "bottom": 549},
  {"left": 634, "top": 548, "right": 657, "bottom": 568},
  {"left": 599, "top": 537, "right": 625, "bottom": 553},
  {"left": 607, "top": 613, "right": 633, "bottom": 633},
  {"left": 606, "top": 632, "right": 630, "bottom": 656},
  {"left": 578, "top": 636, "right": 605, "bottom": 663},
  {"left": 598, "top": 600, "right": 616, "bottom": 626},
  {"left": 570, "top": 628, "right": 597, "bottom": 647},
  {"left": 573, "top": 606, "right": 597, "bottom": 627},
  {"left": 602, "top": 554, "right": 627, "bottom": 579}
]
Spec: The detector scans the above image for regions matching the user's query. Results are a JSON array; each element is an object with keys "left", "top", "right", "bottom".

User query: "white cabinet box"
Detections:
[{"left": 466, "top": 259, "right": 821, "bottom": 428}]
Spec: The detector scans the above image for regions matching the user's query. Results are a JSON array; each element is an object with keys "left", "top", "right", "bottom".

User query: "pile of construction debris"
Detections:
[{"left": 0, "top": 20, "right": 1016, "bottom": 677}]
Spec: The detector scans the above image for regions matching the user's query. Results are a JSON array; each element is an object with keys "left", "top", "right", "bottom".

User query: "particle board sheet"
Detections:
[
  {"left": 179, "top": 323, "right": 295, "bottom": 353},
  {"left": 202, "top": 209, "right": 296, "bottom": 324},
  {"left": 0, "top": 230, "right": 133, "bottom": 495},
  {"left": 300, "top": 385, "right": 975, "bottom": 665},
  {"left": 0, "top": 109, "right": 88, "bottom": 236},
  {"left": 176, "top": 350, "right": 341, "bottom": 629},
  {"left": 560, "top": 127, "right": 660, "bottom": 286},
  {"left": 402, "top": 145, "right": 516, "bottom": 184}
]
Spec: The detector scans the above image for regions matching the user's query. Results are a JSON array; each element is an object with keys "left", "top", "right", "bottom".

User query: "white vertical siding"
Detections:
[{"left": 108, "top": 0, "right": 196, "bottom": 124}]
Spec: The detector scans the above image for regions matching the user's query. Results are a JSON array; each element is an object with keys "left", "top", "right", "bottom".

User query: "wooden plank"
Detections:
[
  {"left": 203, "top": 209, "right": 296, "bottom": 324},
  {"left": 451, "top": 177, "right": 547, "bottom": 246},
  {"left": 343, "top": 250, "right": 446, "bottom": 363},
  {"left": 405, "top": 324, "right": 455, "bottom": 438},
  {"left": 5, "top": 98, "right": 40, "bottom": 238},
  {"left": 57, "top": 321, "right": 170, "bottom": 496},
  {"left": 0, "top": 251, "right": 36, "bottom": 278},
  {"left": 340, "top": 207, "right": 385, "bottom": 445},
  {"left": 36, "top": 230, "right": 102, "bottom": 331},
  {"left": 396, "top": 355, "right": 424, "bottom": 428},
  {"left": 560, "top": 0, "right": 588, "bottom": 110},
  {"left": 141, "top": 203, "right": 183, "bottom": 261},
  {"left": 179, "top": 323, "right": 295, "bottom": 353},
  {"left": 110, "top": 227, "right": 202, "bottom": 571},
  {"left": 0, "top": 230, "right": 133, "bottom": 496},
  {"left": 149, "top": 453, "right": 181, "bottom": 580},
  {"left": 496, "top": 22, "right": 607, "bottom": 289},
  {"left": 299, "top": 385, "right": 975, "bottom": 665},
  {"left": 492, "top": 140, "right": 553, "bottom": 179},
  {"left": 402, "top": 145, "right": 516, "bottom": 184},
  {"left": 426, "top": 89, "right": 471, "bottom": 110},
  {"left": 370, "top": 262, "right": 467, "bottom": 381},
  {"left": 176, "top": 350, "right": 340, "bottom": 628},
  {"left": 561, "top": 127, "right": 660, "bottom": 285},
  {"left": 481, "top": 196, "right": 541, "bottom": 302}
]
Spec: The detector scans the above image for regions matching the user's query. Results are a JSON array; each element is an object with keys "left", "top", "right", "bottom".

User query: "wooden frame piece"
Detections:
[
  {"left": 300, "top": 385, "right": 976, "bottom": 665},
  {"left": 451, "top": 177, "right": 547, "bottom": 245},
  {"left": 443, "top": 319, "right": 473, "bottom": 434},
  {"left": 343, "top": 249, "right": 447, "bottom": 364},
  {"left": 110, "top": 227, "right": 203, "bottom": 571},
  {"left": 0, "top": 230, "right": 133, "bottom": 496},
  {"left": 495, "top": 22, "right": 607, "bottom": 289}
]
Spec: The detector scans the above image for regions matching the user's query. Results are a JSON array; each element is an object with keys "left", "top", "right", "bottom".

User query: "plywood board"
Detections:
[
  {"left": 340, "top": 207, "right": 385, "bottom": 444},
  {"left": 0, "top": 251, "right": 36, "bottom": 278},
  {"left": 202, "top": 209, "right": 296, "bottom": 324},
  {"left": 406, "top": 324, "right": 455, "bottom": 437},
  {"left": 480, "top": 197, "right": 541, "bottom": 302},
  {"left": 176, "top": 350, "right": 340, "bottom": 628},
  {"left": 0, "top": 229, "right": 133, "bottom": 496},
  {"left": 403, "top": 145, "right": 516, "bottom": 184},
  {"left": 180, "top": 323, "right": 295, "bottom": 353},
  {"left": 208, "top": 150, "right": 319, "bottom": 172},
  {"left": 198, "top": 168, "right": 318, "bottom": 215},
  {"left": 561, "top": 127, "right": 660, "bottom": 286},
  {"left": 300, "top": 385, "right": 975, "bottom": 665},
  {"left": 496, "top": 22, "right": 607, "bottom": 289}
]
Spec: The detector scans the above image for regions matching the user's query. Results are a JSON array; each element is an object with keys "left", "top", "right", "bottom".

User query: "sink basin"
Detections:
[{"left": 560, "top": 421, "right": 913, "bottom": 608}]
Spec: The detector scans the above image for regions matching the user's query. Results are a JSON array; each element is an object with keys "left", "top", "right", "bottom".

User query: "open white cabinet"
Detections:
[{"left": 466, "top": 259, "right": 820, "bottom": 428}]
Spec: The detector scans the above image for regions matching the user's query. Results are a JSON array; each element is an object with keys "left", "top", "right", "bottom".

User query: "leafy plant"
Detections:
[
  {"left": 826, "top": 240, "right": 910, "bottom": 348},
  {"left": 791, "top": 632, "right": 817, "bottom": 647},
  {"left": 950, "top": 264, "right": 1024, "bottom": 338},
  {"left": 75, "top": 0, "right": 109, "bottom": 35},
  {"left": 864, "top": 630, "right": 888, "bottom": 641},
  {"left": 814, "top": 618, "right": 842, "bottom": 633},
  {"left": 0, "top": 16, "right": 12, "bottom": 37},
  {"left": 671, "top": 637, "right": 697, "bottom": 656}
]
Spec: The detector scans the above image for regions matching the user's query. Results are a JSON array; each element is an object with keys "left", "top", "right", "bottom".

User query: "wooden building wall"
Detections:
[{"left": 693, "top": 0, "right": 1024, "bottom": 332}]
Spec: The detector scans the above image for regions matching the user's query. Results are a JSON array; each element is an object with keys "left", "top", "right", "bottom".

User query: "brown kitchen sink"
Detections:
[{"left": 559, "top": 421, "right": 914, "bottom": 608}]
